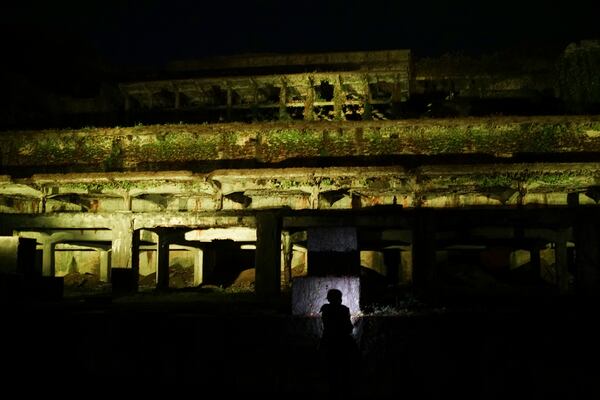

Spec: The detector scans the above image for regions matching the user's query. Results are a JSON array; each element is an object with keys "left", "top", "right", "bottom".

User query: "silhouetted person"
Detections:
[{"left": 319, "top": 288, "right": 360, "bottom": 396}]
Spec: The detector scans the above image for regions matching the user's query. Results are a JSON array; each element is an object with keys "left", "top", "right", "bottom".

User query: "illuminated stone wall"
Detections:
[
  {"left": 2, "top": 118, "right": 600, "bottom": 173},
  {"left": 291, "top": 276, "right": 361, "bottom": 316}
]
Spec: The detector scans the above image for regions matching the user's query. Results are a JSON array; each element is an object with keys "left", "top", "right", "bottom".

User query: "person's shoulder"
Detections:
[{"left": 320, "top": 304, "right": 329, "bottom": 312}]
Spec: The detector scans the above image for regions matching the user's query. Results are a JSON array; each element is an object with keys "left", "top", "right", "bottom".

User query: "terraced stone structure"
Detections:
[
  {"left": 2, "top": 49, "right": 600, "bottom": 300},
  {"left": 120, "top": 50, "right": 411, "bottom": 123}
]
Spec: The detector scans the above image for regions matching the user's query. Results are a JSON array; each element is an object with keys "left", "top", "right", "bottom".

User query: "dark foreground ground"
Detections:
[{"left": 1, "top": 289, "right": 599, "bottom": 399}]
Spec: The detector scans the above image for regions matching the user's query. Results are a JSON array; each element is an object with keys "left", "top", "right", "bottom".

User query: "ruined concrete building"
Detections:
[{"left": 1, "top": 43, "right": 600, "bottom": 304}]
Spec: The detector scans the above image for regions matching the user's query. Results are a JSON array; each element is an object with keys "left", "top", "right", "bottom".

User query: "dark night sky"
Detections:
[
  {"left": 0, "top": 0, "right": 598, "bottom": 101},
  {"left": 2, "top": 0, "right": 600, "bottom": 68}
]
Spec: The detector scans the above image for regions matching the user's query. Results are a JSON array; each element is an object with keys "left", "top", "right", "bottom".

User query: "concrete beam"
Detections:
[
  {"left": 18, "top": 229, "right": 113, "bottom": 243},
  {"left": 133, "top": 213, "right": 257, "bottom": 230}
]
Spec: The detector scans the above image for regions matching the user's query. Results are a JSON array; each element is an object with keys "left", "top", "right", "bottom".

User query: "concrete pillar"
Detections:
[
  {"left": 555, "top": 230, "right": 569, "bottom": 294},
  {"left": 0, "top": 236, "right": 35, "bottom": 276},
  {"left": 400, "top": 249, "right": 413, "bottom": 285},
  {"left": 111, "top": 219, "right": 135, "bottom": 269},
  {"left": 42, "top": 241, "right": 56, "bottom": 277},
  {"left": 390, "top": 73, "right": 404, "bottom": 117},
  {"left": 226, "top": 85, "right": 232, "bottom": 121},
  {"left": 279, "top": 79, "right": 288, "bottom": 120},
  {"left": 156, "top": 234, "right": 170, "bottom": 290},
  {"left": 383, "top": 249, "right": 400, "bottom": 285},
  {"left": 110, "top": 219, "right": 139, "bottom": 291},
  {"left": 19, "top": 238, "right": 37, "bottom": 279},
  {"left": 529, "top": 246, "right": 541, "bottom": 281},
  {"left": 193, "top": 248, "right": 203, "bottom": 287},
  {"left": 575, "top": 217, "right": 600, "bottom": 296},
  {"left": 174, "top": 90, "right": 180, "bottom": 109},
  {"left": 307, "top": 227, "right": 360, "bottom": 276},
  {"left": 99, "top": 249, "right": 111, "bottom": 282},
  {"left": 303, "top": 77, "right": 315, "bottom": 121},
  {"left": 362, "top": 75, "right": 372, "bottom": 120},
  {"left": 282, "top": 231, "right": 292, "bottom": 288},
  {"left": 412, "top": 210, "right": 437, "bottom": 291},
  {"left": 251, "top": 81, "right": 259, "bottom": 120},
  {"left": 255, "top": 212, "right": 282, "bottom": 298},
  {"left": 333, "top": 75, "right": 344, "bottom": 121},
  {"left": 201, "top": 245, "right": 217, "bottom": 284}
]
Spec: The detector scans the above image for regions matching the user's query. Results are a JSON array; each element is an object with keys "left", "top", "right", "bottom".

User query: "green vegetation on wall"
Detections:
[
  {"left": 261, "top": 128, "right": 323, "bottom": 160},
  {"left": 140, "top": 132, "right": 219, "bottom": 161},
  {"left": 3, "top": 119, "right": 600, "bottom": 170}
]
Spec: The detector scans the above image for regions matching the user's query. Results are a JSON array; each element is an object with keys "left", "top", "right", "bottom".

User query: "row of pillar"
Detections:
[
  {"left": 124, "top": 75, "right": 388, "bottom": 122},
  {"left": 31, "top": 215, "right": 282, "bottom": 296},
  {"left": 411, "top": 210, "right": 577, "bottom": 295},
  {"left": 13, "top": 210, "right": 600, "bottom": 298}
]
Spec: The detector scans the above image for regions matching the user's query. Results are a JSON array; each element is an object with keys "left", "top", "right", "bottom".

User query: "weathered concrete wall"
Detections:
[
  {"left": 2, "top": 118, "right": 600, "bottom": 217},
  {"left": 139, "top": 250, "right": 155, "bottom": 277},
  {"left": 3, "top": 161, "right": 599, "bottom": 217},
  {"left": 2, "top": 118, "right": 600, "bottom": 172},
  {"left": 55, "top": 250, "right": 100, "bottom": 276},
  {"left": 138, "top": 248, "right": 195, "bottom": 277},
  {"left": 291, "top": 276, "right": 361, "bottom": 316}
]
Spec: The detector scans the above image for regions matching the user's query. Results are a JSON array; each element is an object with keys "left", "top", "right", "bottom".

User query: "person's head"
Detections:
[{"left": 326, "top": 288, "right": 343, "bottom": 304}]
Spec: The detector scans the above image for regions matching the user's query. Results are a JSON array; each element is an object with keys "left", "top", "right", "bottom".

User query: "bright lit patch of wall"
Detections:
[{"left": 185, "top": 227, "right": 256, "bottom": 242}]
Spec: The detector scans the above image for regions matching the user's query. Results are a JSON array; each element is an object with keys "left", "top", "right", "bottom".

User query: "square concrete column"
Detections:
[
  {"left": 281, "top": 231, "right": 292, "bottom": 288},
  {"left": 201, "top": 245, "right": 217, "bottom": 284},
  {"left": 111, "top": 221, "right": 138, "bottom": 270},
  {"left": 278, "top": 79, "right": 289, "bottom": 120},
  {"left": 307, "top": 227, "right": 359, "bottom": 276},
  {"left": 383, "top": 249, "right": 401, "bottom": 285},
  {"left": 333, "top": 75, "right": 345, "bottom": 121},
  {"left": 99, "top": 249, "right": 111, "bottom": 282},
  {"left": 412, "top": 210, "right": 437, "bottom": 291},
  {"left": 156, "top": 235, "right": 170, "bottom": 290},
  {"left": 303, "top": 77, "right": 315, "bottom": 121},
  {"left": 555, "top": 229, "right": 569, "bottom": 294},
  {"left": 529, "top": 246, "right": 541, "bottom": 281},
  {"left": 255, "top": 212, "right": 282, "bottom": 298},
  {"left": 193, "top": 248, "right": 203, "bottom": 287},
  {"left": 0, "top": 236, "right": 35, "bottom": 275},
  {"left": 41, "top": 241, "right": 56, "bottom": 277},
  {"left": 575, "top": 217, "right": 600, "bottom": 296},
  {"left": 110, "top": 221, "right": 139, "bottom": 291}
]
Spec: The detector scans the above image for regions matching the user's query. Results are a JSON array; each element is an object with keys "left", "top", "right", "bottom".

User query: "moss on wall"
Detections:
[
  {"left": 2, "top": 118, "right": 600, "bottom": 170},
  {"left": 259, "top": 128, "right": 323, "bottom": 161}
]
